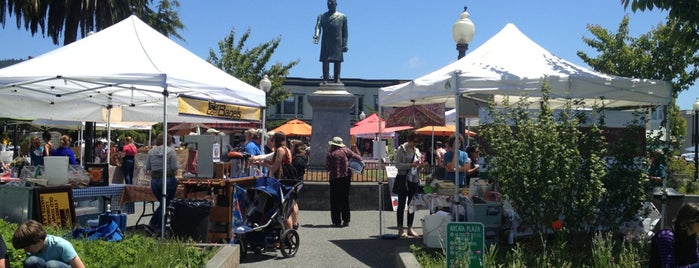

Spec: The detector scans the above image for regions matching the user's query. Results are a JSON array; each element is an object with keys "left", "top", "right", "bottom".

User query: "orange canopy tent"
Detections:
[
  {"left": 272, "top": 119, "right": 312, "bottom": 136},
  {"left": 415, "top": 125, "right": 476, "bottom": 137}
]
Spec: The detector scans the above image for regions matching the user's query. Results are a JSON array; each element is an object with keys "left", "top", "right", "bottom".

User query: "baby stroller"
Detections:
[{"left": 234, "top": 177, "right": 303, "bottom": 259}]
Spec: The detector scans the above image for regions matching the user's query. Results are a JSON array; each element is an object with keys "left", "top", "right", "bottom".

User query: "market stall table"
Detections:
[
  {"left": 72, "top": 184, "right": 134, "bottom": 214},
  {"left": 119, "top": 185, "right": 158, "bottom": 226}
]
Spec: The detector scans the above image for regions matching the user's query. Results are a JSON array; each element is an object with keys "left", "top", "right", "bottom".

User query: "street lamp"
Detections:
[
  {"left": 694, "top": 98, "right": 699, "bottom": 181},
  {"left": 452, "top": 6, "right": 475, "bottom": 60},
  {"left": 451, "top": 5, "right": 475, "bottom": 222},
  {"left": 259, "top": 74, "right": 272, "bottom": 146}
]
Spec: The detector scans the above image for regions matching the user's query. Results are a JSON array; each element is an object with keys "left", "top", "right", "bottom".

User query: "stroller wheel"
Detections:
[
  {"left": 279, "top": 229, "right": 300, "bottom": 258},
  {"left": 234, "top": 236, "right": 248, "bottom": 261}
]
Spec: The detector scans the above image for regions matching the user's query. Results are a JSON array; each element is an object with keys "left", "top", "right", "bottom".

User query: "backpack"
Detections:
[
  {"left": 281, "top": 162, "right": 298, "bottom": 180},
  {"left": 277, "top": 147, "right": 298, "bottom": 180},
  {"left": 72, "top": 219, "right": 124, "bottom": 242}
]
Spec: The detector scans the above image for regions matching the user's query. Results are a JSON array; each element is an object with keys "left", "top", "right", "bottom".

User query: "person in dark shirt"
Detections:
[
  {"left": 53, "top": 135, "right": 77, "bottom": 165},
  {"left": 650, "top": 202, "right": 699, "bottom": 267}
]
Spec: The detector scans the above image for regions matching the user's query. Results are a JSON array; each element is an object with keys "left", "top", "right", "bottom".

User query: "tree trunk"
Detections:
[{"left": 63, "top": 0, "right": 82, "bottom": 46}]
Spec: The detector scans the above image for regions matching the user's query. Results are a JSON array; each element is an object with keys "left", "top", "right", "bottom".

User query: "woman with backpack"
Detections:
[{"left": 650, "top": 202, "right": 699, "bottom": 267}]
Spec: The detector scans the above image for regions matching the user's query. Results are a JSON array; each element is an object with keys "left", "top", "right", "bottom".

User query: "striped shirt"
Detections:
[{"left": 653, "top": 229, "right": 699, "bottom": 268}]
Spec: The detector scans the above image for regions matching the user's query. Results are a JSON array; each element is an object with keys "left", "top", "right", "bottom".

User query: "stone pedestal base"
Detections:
[{"left": 308, "top": 83, "right": 355, "bottom": 169}]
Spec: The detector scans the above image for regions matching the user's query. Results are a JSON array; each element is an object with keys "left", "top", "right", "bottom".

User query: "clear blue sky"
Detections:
[{"left": 1, "top": 0, "right": 697, "bottom": 109}]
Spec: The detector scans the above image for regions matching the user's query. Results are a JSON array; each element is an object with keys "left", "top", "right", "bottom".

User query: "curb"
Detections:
[{"left": 396, "top": 246, "right": 421, "bottom": 268}]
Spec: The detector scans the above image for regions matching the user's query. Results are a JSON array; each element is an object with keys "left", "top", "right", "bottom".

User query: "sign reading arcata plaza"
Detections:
[{"left": 447, "top": 222, "right": 485, "bottom": 268}]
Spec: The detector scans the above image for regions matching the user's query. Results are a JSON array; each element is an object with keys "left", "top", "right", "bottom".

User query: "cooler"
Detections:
[{"left": 98, "top": 209, "right": 127, "bottom": 231}]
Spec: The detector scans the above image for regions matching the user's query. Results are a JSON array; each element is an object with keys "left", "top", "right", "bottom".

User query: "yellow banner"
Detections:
[{"left": 178, "top": 97, "right": 261, "bottom": 121}]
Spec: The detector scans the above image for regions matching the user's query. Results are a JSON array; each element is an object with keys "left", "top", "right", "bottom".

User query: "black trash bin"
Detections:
[
  {"left": 171, "top": 199, "right": 212, "bottom": 242},
  {"left": 652, "top": 187, "right": 685, "bottom": 229}
]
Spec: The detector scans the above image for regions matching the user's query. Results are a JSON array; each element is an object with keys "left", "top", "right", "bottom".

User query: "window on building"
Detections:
[
  {"left": 373, "top": 95, "right": 379, "bottom": 111},
  {"left": 275, "top": 94, "right": 304, "bottom": 116},
  {"left": 351, "top": 95, "right": 363, "bottom": 115},
  {"left": 651, "top": 106, "right": 664, "bottom": 121},
  {"left": 296, "top": 95, "right": 304, "bottom": 115}
]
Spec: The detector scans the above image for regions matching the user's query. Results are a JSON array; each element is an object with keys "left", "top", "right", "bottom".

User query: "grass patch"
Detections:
[{"left": 1, "top": 220, "right": 218, "bottom": 268}]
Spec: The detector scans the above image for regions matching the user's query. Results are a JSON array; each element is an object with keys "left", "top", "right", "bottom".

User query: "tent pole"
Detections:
[
  {"left": 431, "top": 126, "right": 435, "bottom": 166},
  {"left": 467, "top": 118, "right": 471, "bottom": 147},
  {"left": 106, "top": 106, "right": 112, "bottom": 167},
  {"left": 378, "top": 106, "right": 384, "bottom": 237},
  {"left": 161, "top": 78, "right": 169, "bottom": 239},
  {"left": 453, "top": 71, "right": 461, "bottom": 222},
  {"left": 79, "top": 123, "right": 84, "bottom": 168},
  {"left": 661, "top": 105, "right": 670, "bottom": 229}
]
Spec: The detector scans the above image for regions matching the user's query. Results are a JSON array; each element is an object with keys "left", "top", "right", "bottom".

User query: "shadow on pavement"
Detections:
[{"left": 329, "top": 237, "right": 422, "bottom": 267}]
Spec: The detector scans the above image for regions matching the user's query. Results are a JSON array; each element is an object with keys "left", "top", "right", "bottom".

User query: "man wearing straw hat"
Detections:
[{"left": 325, "top": 137, "right": 362, "bottom": 227}]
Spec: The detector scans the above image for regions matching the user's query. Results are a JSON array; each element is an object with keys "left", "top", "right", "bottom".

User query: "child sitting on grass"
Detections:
[{"left": 12, "top": 220, "right": 85, "bottom": 268}]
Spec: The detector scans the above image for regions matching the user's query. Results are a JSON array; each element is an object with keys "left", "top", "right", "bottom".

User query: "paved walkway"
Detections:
[{"left": 128, "top": 204, "right": 429, "bottom": 267}]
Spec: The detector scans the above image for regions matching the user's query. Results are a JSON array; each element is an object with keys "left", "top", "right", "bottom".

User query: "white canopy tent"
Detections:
[
  {"left": 0, "top": 15, "right": 265, "bottom": 123},
  {"left": 30, "top": 119, "right": 154, "bottom": 131},
  {"left": 380, "top": 23, "right": 672, "bottom": 109},
  {"left": 379, "top": 23, "right": 674, "bottom": 227},
  {"left": 0, "top": 15, "right": 266, "bottom": 236}
]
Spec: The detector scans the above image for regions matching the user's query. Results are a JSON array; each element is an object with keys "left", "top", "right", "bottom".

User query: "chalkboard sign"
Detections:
[{"left": 34, "top": 186, "right": 75, "bottom": 227}]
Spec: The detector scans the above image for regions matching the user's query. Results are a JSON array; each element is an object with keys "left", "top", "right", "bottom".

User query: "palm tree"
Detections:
[{"left": 0, "top": 0, "right": 183, "bottom": 46}]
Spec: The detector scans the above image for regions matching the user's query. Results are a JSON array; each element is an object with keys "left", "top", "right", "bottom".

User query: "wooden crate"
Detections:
[{"left": 213, "top": 162, "right": 232, "bottom": 179}]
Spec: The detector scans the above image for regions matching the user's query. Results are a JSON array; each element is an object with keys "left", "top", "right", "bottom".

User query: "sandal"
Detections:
[
  {"left": 398, "top": 229, "right": 407, "bottom": 238},
  {"left": 407, "top": 228, "right": 419, "bottom": 237}
]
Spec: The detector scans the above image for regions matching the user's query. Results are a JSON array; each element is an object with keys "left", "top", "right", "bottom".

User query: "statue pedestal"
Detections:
[{"left": 308, "top": 83, "right": 355, "bottom": 169}]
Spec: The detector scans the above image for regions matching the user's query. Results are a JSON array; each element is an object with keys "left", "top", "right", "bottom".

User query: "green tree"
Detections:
[
  {"left": 578, "top": 16, "right": 699, "bottom": 147},
  {"left": 0, "top": 58, "right": 22, "bottom": 68},
  {"left": 207, "top": 28, "right": 299, "bottom": 107},
  {"left": 0, "top": 0, "right": 183, "bottom": 46},
  {"left": 480, "top": 82, "right": 607, "bottom": 234},
  {"left": 621, "top": 0, "right": 699, "bottom": 32}
]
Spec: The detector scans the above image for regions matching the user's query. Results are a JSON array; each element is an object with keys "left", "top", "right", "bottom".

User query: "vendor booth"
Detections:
[
  {"left": 379, "top": 23, "right": 673, "bottom": 246},
  {"left": 0, "top": 15, "right": 265, "bottom": 238}
]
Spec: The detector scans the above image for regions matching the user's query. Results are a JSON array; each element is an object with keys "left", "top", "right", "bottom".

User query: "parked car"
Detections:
[{"left": 681, "top": 153, "right": 695, "bottom": 163}]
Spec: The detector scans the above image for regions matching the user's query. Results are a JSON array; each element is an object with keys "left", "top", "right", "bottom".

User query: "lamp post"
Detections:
[
  {"left": 259, "top": 74, "right": 272, "bottom": 146},
  {"left": 452, "top": 6, "right": 475, "bottom": 60},
  {"left": 694, "top": 98, "right": 699, "bottom": 181},
  {"left": 451, "top": 5, "right": 475, "bottom": 222}
]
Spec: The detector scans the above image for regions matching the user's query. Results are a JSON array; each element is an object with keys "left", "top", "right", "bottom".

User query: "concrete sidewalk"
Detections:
[{"left": 128, "top": 203, "right": 429, "bottom": 268}]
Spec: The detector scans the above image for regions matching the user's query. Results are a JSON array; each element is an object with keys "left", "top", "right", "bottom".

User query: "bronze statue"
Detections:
[{"left": 313, "top": 0, "right": 348, "bottom": 84}]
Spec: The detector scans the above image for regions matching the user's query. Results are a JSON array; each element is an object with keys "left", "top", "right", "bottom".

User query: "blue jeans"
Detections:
[
  {"left": 24, "top": 256, "right": 70, "bottom": 268},
  {"left": 149, "top": 177, "right": 177, "bottom": 228},
  {"left": 122, "top": 156, "right": 135, "bottom": 184}
]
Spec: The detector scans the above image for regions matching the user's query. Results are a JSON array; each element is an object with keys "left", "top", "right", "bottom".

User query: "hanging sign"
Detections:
[
  {"left": 178, "top": 97, "right": 260, "bottom": 121},
  {"left": 212, "top": 142, "right": 221, "bottom": 162}
]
